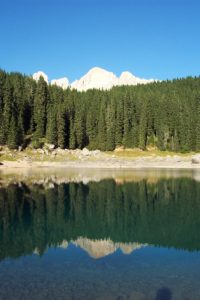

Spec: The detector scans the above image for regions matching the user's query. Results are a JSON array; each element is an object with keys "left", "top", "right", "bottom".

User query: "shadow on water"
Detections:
[{"left": 155, "top": 287, "right": 172, "bottom": 300}]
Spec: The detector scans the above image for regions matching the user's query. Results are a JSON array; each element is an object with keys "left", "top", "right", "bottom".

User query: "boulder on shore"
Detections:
[
  {"left": 192, "top": 154, "right": 200, "bottom": 164},
  {"left": 82, "top": 148, "right": 90, "bottom": 156},
  {"left": 44, "top": 143, "right": 55, "bottom": 151}
]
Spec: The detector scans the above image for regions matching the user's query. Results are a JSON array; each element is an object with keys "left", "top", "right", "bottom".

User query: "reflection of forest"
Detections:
[{"left": 0, "top": 178, "right": 200, "bottom": 261}]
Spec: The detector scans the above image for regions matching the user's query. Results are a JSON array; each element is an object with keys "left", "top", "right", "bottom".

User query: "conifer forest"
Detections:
[{"left": 1, "top": 69, "right": 200, "bottom": 152}]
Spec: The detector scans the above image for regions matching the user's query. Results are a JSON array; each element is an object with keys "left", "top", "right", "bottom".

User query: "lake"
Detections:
[{"left": 0, "top": 169, "right": 200, "bottom": 299}]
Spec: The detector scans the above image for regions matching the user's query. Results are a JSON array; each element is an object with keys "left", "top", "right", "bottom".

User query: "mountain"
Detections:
[
  {"left": 71, "top": 67, "right": 156, "bottom": 91},
  {"left": 34, "top": 238, "right": 146, "bottom": 258},
  {"left": 72, "top": 238, "right": 146, "bottom": 259},
  {"left": 51, "top": 77, "right": 69, "bottom": 89},
  {"left": 118, "top": 71, "right": 154, "bottom": 86},
  {"left": 71, "top": 67, "right": 118, "bottom": 91},
  {"left": 32, "top": 71, "right": 48, "bottom": 83},
  {"left": 32, "top": 67, "right": 157, "bottom": 91}
]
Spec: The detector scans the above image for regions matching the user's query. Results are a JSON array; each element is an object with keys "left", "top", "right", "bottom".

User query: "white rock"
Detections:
[
  {"left": 37, "top": 149, "right": 45, "bottom": 154},
  {"left": 44, "top": 143, "right": 55, "bottom": 150},
  {"left": 71, "top": 67, "right": 157, "bottom": 91},
  {"left": 192, "top": 154, "right": 200, "bottom": 164},
  {"left": 71, "top": 67, "right": 117, "bottom": 91},
  {"left": 92, "top": 150, "right": 101, "bottom": 156},
  {"left": 56, "top": 148, "right": 66, "bottom": 154},
  {"left": 117, "top": 71, "right": 154, "bottom": 86},
  {"left": 32, "top": 71, "right": 48, "bottom": 83},
  {"left": 51, "top": 77, "right": 69, "bottom": 89},
  {"left": 82, "top": 148, "right": 90, "bottom": 156},
  {"left": 33, "top": 67, "right": 158, "bottom": 91},
  {"left": 72, "top": 237, "right": 146, "bottom": 259}
]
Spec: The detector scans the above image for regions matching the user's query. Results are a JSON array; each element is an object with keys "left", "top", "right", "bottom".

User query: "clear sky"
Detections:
[{"left": 0, "top": 0, "right": 200, "bottom": 81}]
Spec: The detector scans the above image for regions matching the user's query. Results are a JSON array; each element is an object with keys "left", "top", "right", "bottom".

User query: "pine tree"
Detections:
[
  {"left": 3, "top": 77, "right": 13, "bottom": 140},
  {"left": 106, "top": 98, "right": 115, "bottom": 150},
  {"left": 196, "top": 97, "right": 200, "bottom": 150},
  {"left": 7, "top": 115, "right": 18, "bottom": 149},
  {"left": 138, "top": 103, "right": 147, "bottom": 150},
  {"left": 86, "top": 106, "right": 98, "bottom": 149},
  {"left": 0, "top": 112, "right": 6, "bottom": 144},
  {"left": 33, "top": 77, "right": 48, "bottom": 138},
  {"left": 69, "top": 117, "right": 76, "bottom": 149},
  {"left": 46, "top": 109, "right": 57, "bottom": 145},
  {"left": 98, "top": 101, "right": 107, "bottom": 150},
  {"left": 115, "top": 97, "right": 124, "bottom": 146},
  {"left": 74, "top": 106, "right": 85, "bottom": 149},
  {"left": 57, "top": 106, "right": 66, "bottom": 149},
  {"left": 123, "top": 93, "right": 133, "bottom": 148}
]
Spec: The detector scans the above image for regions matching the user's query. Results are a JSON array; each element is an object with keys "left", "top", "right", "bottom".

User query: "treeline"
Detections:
[
  {"left": 1, "top": 69, "right": 200, "bottom": 151},
  {"left": 1, "top": 178, "right": 200, "bottom": 260}
]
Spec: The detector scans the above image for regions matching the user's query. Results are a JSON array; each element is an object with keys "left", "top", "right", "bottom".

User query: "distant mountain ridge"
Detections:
[{"left": 32, "top": 67, "right": 157, "bottom": 91}]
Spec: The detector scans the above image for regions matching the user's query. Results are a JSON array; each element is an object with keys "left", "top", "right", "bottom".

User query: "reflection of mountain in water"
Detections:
[
  {"left": 35, "top": 238, "right": 146, "bottom": 258},
  {"left": 72, "top": 238, "right": 146, "bottom": 258},
  {"left": 1, "top": 177, "right": 200, "bottom": 261}
]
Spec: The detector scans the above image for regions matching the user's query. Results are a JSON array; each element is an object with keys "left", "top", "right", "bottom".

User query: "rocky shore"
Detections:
[{"left": 1, "top": 145, "right": 200, "bottom": 170}]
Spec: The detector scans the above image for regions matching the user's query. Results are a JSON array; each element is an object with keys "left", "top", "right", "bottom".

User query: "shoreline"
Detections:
[
  {"left": 1, "top": 147, "right": 200, "bottom": 171},
  {"left": 1, "top": 156, "right": 200, "bottom": 170}
]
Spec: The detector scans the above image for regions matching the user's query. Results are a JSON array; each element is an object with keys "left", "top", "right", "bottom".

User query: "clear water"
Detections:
[{"left": 0, "top": 171, "right": 200, "bottom": 299}]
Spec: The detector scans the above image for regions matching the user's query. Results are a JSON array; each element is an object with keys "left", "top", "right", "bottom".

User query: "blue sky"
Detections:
[{"left": 0, "top": 0, "right": 199, "bottom": 81}]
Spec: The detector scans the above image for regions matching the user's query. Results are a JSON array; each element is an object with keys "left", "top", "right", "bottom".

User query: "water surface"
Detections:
[{"left": 0, "top": 170, "right": 200, "bottom": 299}]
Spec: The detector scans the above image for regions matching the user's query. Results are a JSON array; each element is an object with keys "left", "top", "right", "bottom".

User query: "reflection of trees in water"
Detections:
[{"left": 0, "top": 178, "right": 200, "bottom": 260}]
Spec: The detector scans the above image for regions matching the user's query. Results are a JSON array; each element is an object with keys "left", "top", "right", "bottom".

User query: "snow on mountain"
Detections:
[
  {"left": 118, "top": 71, "right": 154, "bottom": 86},
  {"left": 51, "top": 77, "right": 69, "bottom": 89},
  {"left": 72, "top": 238, "right": 147, "bottom": 258},
  {"left": 71, "top": 67, "right": 156, "bottom": 91},
  {"left": 34, "top": 237, "right": 147, "bottom": 258},
  {"left": 33, "top": 67, "right": 156, "bottom": 91},
  {"left": 71, "top": 67, "right": 118, "bottom": 91},
  {"left": 32, "top": 71, "right": 48, "bottom": 83}
]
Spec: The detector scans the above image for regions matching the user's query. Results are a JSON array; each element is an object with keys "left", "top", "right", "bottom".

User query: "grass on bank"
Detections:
[
  {"left": 0, "top": 145, "right": 196, "bottom": 163},
  {"left": 108, "top": 147, "right": 195, "bottom": 158}
]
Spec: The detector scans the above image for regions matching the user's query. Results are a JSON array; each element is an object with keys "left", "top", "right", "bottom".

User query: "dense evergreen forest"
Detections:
[
  {"left": 1, "top": 178, "right": 200, "bottom": 260},
  {"left": 1, "top": 69, "right": 200, "bottom": 151}
]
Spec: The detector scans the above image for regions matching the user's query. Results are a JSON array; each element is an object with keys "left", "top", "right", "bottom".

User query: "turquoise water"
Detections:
[{"left": 0, "top": 173, "right": 200, "bottom": 299}]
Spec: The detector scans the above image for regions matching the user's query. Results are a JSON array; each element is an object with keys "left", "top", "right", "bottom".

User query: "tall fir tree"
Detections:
[
  {"left": 46, "top": 109, "right": 57, "bottom": 145},
  {"left": 57, "top": 106, "right": 66, "bottom": 148},
  {"left": 3, "top": 77, "right": 13, "bottom": 141},
  {"left": 196, "top": 97, "right": 200, "bottom": 150},
  {"left": 33, "top": 77, "right": 49, "bottom": 138},
  {"left": 138, "top": 103, "right": 147, "bottom": 150},
  {"left": 98, "top": 101, "right": 107, "bottom": 150},
  {"left": 115, "top": 97, "right": 124, "bottom": 146},
  {"left": 106, "top": 98, "right": 116, "bottom": 150}
]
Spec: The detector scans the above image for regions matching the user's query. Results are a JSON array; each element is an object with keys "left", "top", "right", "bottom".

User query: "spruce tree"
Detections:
[
  {"left": 123, "top": 93, "right": 133, "bottom": 148},
  {"left": 33, "top": 77, "right": 48, "bottom": 138},
  {"left": 3, "top": 77, "right": 13, "bottom": 140},
  {"left": 106, "top": 99, "right": 115, "bottom": 150},
  {"left": 57, "top": 106, "right": 66, "bottom": 149},
  {"left": 196, "top": 97, "right": 200, "bottom": 150},
  {"left": 98, "top": 101, "right": 107, "bottom": 150},
  {"left": 69, "top": 117, "right": 76, "bottom": 149},
  {"left": 7, "top": 115, "right": 18, "bottom": 149},
  {"left": 115, "top": 97, "right": 124, "bottom": 146},
  {"left": 138, "top": 103, "right": 147, "bottom": 150},
  {"left": 46, "top": 110, "right": 57, "bottom": 145},
  {"left": 74, "top": 105, "right": 85, "bottom": 149}
]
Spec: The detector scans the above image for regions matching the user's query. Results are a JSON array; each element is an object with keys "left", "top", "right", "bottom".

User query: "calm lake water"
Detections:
[{"left": 0, "top": 169, "right": 200, "bottom": 299}]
